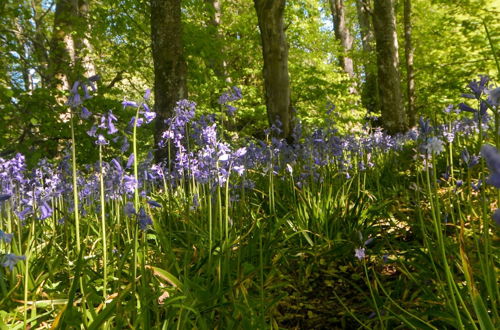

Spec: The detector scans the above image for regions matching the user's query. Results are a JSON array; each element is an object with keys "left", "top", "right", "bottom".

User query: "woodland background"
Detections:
[{"left": 1, "top": 0, "right": 499, "bottom": 165}]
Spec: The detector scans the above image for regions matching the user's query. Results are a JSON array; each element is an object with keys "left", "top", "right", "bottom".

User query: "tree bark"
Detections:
[
  {"left": 48, "top": 0, "right": 79, "bottom": 91},
  {"left": 151, "top": 0, "right": 188, "bottom": 161},
  {"left": 372, "top": 0, "right": 407, "bottom": 134},
  {"left": 48, "top": 0, "right": 95, "bottom": 92},
  {"left": 329, "top": 0, "right": 355, "bottom": 80},
  {"left": 254, "top": 0, "right": 293, "bottom": 142},
  {"left": 74, "top": 0, "right": 96, "bottom": 80},
  {"left": 404, "top": 0, "right": 416, "bottom": 127},
  {"left": 356, "top": 0, "right": 378, "bottom": 113}
]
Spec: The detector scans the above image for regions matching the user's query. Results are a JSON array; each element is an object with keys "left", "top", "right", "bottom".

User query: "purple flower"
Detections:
[
  {"left": 492, "top": 209, "right": 500, "bottom": 227},
  {"left": 0, "top": 194, "right": 12, "bottom": 202},
  {"left": 80, "top": 107, "right": 92, "bottom": 119},
  {"left": 144, "top": 88, "right": 151, "bottom": 100},
  {"left": 39, "top": 201, "right": 53, "bottom": 220},
  {"left": 486, "top": 87, "right": 500, "bottom": 107},
  {"left": 355, "top": 248, "right": 365, "bottom": 260},
  {"left": 95, "top": 134, "right": 109, "bottom": 145},
  {"left": 122, "top": 100, "right": 138, "bottom": 108},
  {"left": 143, "top": 110, "right": 156, "bottom": 123},
  {"left": 137, "top": 207, "right": 152, "bottom": 230},
  {"left": 2, "top": 253, "right": 26, "bottom": 271},
  {"left": 126, "top": 153, "right": 134, "bottom": 169},
  {"left": 481, "top": 144, "right": 500, "bottom": 188},
  {"left": 124, "top": 202, "right": 136, "bottom": 216},
  {"left": 147, "top": 200, "right": 162, "bottom": 208},
  {"left": 0, "top": 230, "right": 13, "bottom": 243},
  {"left": 87, "top": 125, "right": 98, "bottom": 137}
]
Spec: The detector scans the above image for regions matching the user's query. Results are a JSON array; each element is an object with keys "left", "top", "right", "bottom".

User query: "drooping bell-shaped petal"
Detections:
[
  {"left": 486, "top": 87, "right": 500, "bottom": 107},
  {"left": 0, "top": 194, "right": 12, "bottom": 202},
  {"left": 122, "top": 100, "right": 138, "bottom": 108},
  {"left": 0, "top": 230, "right": 13, "bottom": 243},
  {"left": 144, "top": 111, "right": 156, "bottom": 123},
  {"left": 137, "top": 207, "right": 152, "bottom": 230},
  {"left": 2, "top": 253, "right": 26, "bottom": 271},
  {"left": 126, "top": 153, "right": 134, "bottom": 169},
  {"left": 80, "top": 107, "right": 92, "bottom": 119},
  {"left": 147, "top": 200, "right": 162, "bottom": 208},
  {"left": 95, "top": 134, "right": 109, "bottom": 145},
  {"left": 39, "top": 201, "right": 53, "bottom": 220},
  {"left": 87, "top": 125, "right": 98, "bottom": 137},
  {"left": 144, "top": 88, "right": 151, "bottom": 100}
]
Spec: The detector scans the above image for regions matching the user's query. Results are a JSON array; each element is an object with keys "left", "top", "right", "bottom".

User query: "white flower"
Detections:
[{"left": 423, "top": 137, "right": 444, "bottom": 155}]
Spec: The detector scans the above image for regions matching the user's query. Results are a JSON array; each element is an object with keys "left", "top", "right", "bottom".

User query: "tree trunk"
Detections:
[
  {"left": 48, "top": 0, "right": 79, "bottom": 91},
  {"left": 254, "top": 0, "right": 293, "bottom": 142},
  {"left": 356, "top": 0, "right": 378, "bottom": 113},
  {"left": 151, "top": 0, "right": 188, "bottom": 161},
  {"left": 404, "top": 0, "right": 416, "bottom": 127},
  {"left": 329, "top": 0, "right": 355, "bottom": 82},
  {"left": 372, "top": 0, "right": 407, "bottom": 134},
  {"left": 74, "top": 0, "right": 96, "bottom": 80},
  {"left": 48, "top": 0, "right": 95, "bottom": 92}
]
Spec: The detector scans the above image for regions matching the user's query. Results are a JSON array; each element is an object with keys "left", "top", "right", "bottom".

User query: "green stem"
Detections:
[{"left": 99, "top": 145, "right": 108, "bottom": 301}]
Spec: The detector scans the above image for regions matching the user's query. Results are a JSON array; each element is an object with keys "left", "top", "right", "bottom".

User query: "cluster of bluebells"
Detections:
[
  {"left": 2, "top": 76, "right": 500, "bottom": 269},
  {"left": 218, "top": 86, "right": 243, "bottom": 116},
  {"left": 0, "top": 197, "right": 24, "bottom": 271}
]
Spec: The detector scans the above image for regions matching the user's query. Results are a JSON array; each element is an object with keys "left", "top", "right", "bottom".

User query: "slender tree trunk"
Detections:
[
  {"left": 372, "top": 0, "right": 407, "bottom": 134},
  {"left": 404, "top": 0, "right": 416, "bottom": 127},
  {"left": 48, "top": 0, "right": 79, "bottom": 91},
  {"left": 151, "top": 0, "right": 188, "bottom": 161},
  {"left": 329, "top": 0, "right": 355, "bottom": 82},
  {"left": 254, "top": 0, "right": 293, "bottom": 142},
  {"left": 356, "top": 0, "right": 378, "bottom": 113},
  {"left": 74, "top": 0, "right": 96, "bottom": 80},
  {"left": 48, "top": 0, "right": 95, "bottom": 92}
]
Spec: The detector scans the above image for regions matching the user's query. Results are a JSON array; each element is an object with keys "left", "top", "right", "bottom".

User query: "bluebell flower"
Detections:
[
  {"left": 95, "top": 134, "right": 109, "bottom": 145},
  {"left": 126, "top": 153, "right": 134, "bottom": 169},
  {"left": 492, "top": 209, "right": 500, "bottom": 226},
  {"left": 147, "top": 200, "right": 162, "bottom": 208},
  {"left": 0, "top": 194, "right": 12, "bottom": 202},
  {"left": 0, "top": 230, "right": 13, "bottom": 243},
  {"left": 124, "top": 202, "right": 136, "bottom": 216},
  {"left": 422, "top": 137, "right": 444, "bottom": 155},
  {"left": 137, "top": 207, "right": 152, "bottom": 230},
  {"left": 80, "top": 107, "right": 92, "bottom": 119},
  {"left": 486, "top": 87, "right": 500, "bottom": 107},
  {"left": 355, "top": 248, "right": 365, "bottom": 260},
  {"left": 122, "top": 100, "right": 138, "bottom": 108},
  {"left": 481, "top": 144, "right": 500, "bottom": 188},
  {"left": 2, "top": 253, "right": 26, "bottom": 270},
  {"left": 39, "top": 201, "right": 53, "bottom": 220}
]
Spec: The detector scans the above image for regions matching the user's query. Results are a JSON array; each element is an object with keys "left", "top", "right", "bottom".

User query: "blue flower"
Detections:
[
  {"left": 2, "top": 253, "right": 25, "bottom": 271},
  {"left": 95, "top": 134, "right": 109, "bottom": 145},
  {"left": 0, "top": 230, "right": 13, "bottom": 243},
  {"left": 124, "top": 202, "right": 136, "bottom": 216},
  {"left": 0, "top": 194, "right": 12, "bottom": 202},
  {"left": 481, "top": 144, "right": 500, "bottom": 188},
  {"left": 137, "top": 207, "right": 152, "bottom": 230},
  {"left": 80, "top": 107, "right": 92, "bottom": 119}
]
